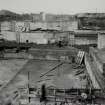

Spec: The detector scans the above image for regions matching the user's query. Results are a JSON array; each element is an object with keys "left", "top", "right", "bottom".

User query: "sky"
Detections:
[{"left": 0, "top": 0, "right": 105, "bottom": 14}]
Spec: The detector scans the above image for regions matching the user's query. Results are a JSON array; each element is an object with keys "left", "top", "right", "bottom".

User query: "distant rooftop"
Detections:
[{"left": 77, "top": 13, "right": 105, "bottom": 18}]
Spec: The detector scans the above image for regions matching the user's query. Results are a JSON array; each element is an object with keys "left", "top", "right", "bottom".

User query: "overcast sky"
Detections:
[{"left": 0, "top": 0, "right": 104, "bottom": 14}]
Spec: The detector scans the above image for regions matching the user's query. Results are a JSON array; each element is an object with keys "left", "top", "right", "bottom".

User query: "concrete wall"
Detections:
[
  {"left": 15, "top": 21, "right": 28, "bottom": 32},
  {"left": 30, "top": 21, "right": 78, "bottom": 31},
  {"left": 6, "top": 21, "right": 78, "bottom": 31},
  {"left": 1, "top": 31, "right": 16, "bottom": 41},
  {"left": 1, "top": 22, "right": 12, "bottom": 31},
  {"left": 1, "top": 30, "right": 75, "bottom": 45},
  {"left": 1, "top": 21, "right": 29, "bottom": 32},
  {"left": 1, "top": 20, "right": 78, "bottom": 32},
  {"left": 46, "top": 21, "right": 78, "bottom": 31},
  {"left": 46, "top": 22, "right": 61, "bottom": 30},
  {"left": 32, "top": 13, "right": 43, "bottom": 22},
  {"left": 54, "top": 32, "right": 69, "bottom": 40},
  {"left": 67, "top": 21, "right": 78, "bottom": 31},
  {"left": 30, "top": 22, "right": 47, "bottom": 30},
  {"left": 1, "top": 31, "right": 54, "bottom": 44},
  {"left": 98, "top": 33, "right": 105, "bottom": 49},
  {"left": 75, "top": 37, "right": 97, "bottom": 45},
  {"left": 20, "top": 32, "right": 50, "bottom": 44},
  {"left": 1, "top": 29, "right": 98, "bottom": 46}
]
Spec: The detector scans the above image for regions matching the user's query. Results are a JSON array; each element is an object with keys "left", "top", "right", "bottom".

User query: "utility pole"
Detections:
[{"left": 54, "top": 89, "right": 56, "bottom": 105}]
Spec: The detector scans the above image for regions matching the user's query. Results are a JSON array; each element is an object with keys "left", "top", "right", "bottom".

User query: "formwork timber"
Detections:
[{"left": 85, "top": 53, "right": 105, "bottom": 91}]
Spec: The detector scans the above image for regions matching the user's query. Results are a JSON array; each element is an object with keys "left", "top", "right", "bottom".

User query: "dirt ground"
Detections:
[
  {"left": 0, "top": 59, "right": 27, "bottom": 87},
  {"left": 0, "top": 58, "right": 87, "bottom": 105},
  {"left": 1, "top": 60, "right": 86, "bottom": 93}
]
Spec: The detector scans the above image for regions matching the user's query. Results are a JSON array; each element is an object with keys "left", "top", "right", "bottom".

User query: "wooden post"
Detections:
[
  {"left": 0, "top": 22, "right": 1, "bottom": 32},
  {"left": 28, "top": 71, "right": 30, "bottom": 103},
  {"left": 54, "top": 89, "right": 56, "bottom": 105}
]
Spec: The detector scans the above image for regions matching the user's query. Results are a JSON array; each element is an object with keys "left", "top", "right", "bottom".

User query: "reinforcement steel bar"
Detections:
[{"left": 40, "top": 62, "right": 64, "bottom": 78}]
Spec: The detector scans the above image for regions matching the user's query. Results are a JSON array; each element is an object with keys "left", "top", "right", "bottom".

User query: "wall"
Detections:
[
  {"left": 45, "top": 14, "right": 75, "bottom": 22},
  {"left": 1, "top": 31, "right": 16, "bottom": 41},
  {"left": 1, "top": 19, "right": 78, "bottom": 32},
  {"left": 67, "top": 21, "right": 78, "bottom": 31},
  {"left": 20, "top": 32, "right": 50, "bottom": 44},
  {"left": 1, "top": 31, "right": 54, "bottom": 44},
  {"left": 1, "top": 21, "right": 30, "bottom": 32},
  {"left": 46, "top": 21, "right": 78, "bottom": 31},
  {"left": 54, "top": 32, "right": 69, "bottom": 40},
  {"left": 30, "top": 22, "right": 46, "bottom": 30},
  {"left": 15, "top": 21, "right": 25, "bottom": 32},
  {"left": 51, "top": 31, "right": 75, "bottom": 46},
  {"left": 69, "top": 33, "right": 75, "bottom": 46},
  {"left": 1, "top": 22, "right": 12, "bottom": 31},
  {"left": 16, "top": 21, "right": 78, "bottom": 31},
  {"left": 46, "top": 22, "right": 61, "bottom": 30},
  {"left": 98, "top": 33, "right": 105, "bottom": 49},
  {"left": 32, "top": 13, "right": 43, "bottom": 22},
  {"left": 1, "top": 30, "right": 75, "bottom": 45},
  {"left": 75, "top": 37, "right": 97, "bottom": 45}
]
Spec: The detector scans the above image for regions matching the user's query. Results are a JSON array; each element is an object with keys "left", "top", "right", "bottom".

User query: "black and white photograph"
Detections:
[{"left": 0, "top": 0, "right": 105, "bottom": 104}]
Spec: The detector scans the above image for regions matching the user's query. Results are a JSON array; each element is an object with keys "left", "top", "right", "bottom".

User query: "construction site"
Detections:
[{"left": 0, "top": 11, "right": 105, "bottom": 105}]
